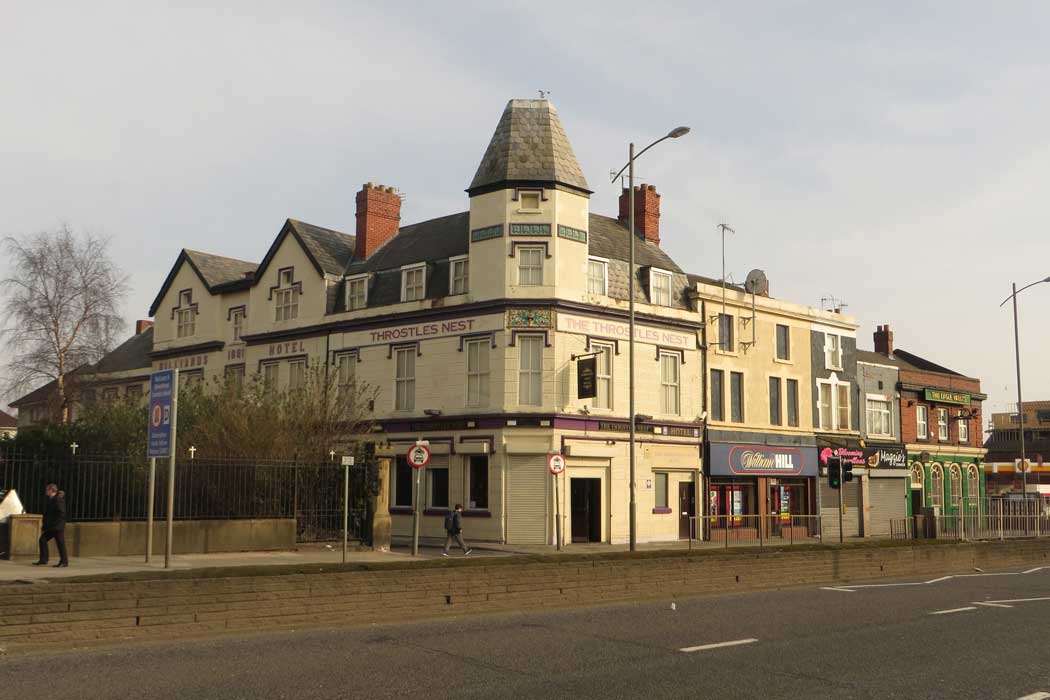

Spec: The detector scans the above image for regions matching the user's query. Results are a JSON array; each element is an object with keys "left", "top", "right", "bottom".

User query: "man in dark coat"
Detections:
[
  {"left": 442, "top": 503, "right": 472, "bottom": 557},
  {"left": 34, "top": 483, "right": 68, "bottom": 567}
]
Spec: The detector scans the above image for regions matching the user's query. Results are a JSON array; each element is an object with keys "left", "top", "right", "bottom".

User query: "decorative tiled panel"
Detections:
[
  {"left": 507, "top": 308, "right": 553, "bottom": 328},
  {"left": 509, "top": 223, "right": 552, "bottom": 237},
  {"left": 557, "top": 225, "right": 587, "bottom": 243},
  {"left": 471, "top": 225, "right": 504, "bottom": 242}
]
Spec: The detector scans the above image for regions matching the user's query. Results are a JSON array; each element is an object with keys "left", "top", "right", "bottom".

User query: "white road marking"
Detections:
[
  {"left": 680, "top": 638, "right": 759, "bottom": 653},
  {"left": 974, "top": 601, "right": 1014, "bottom": 608},
  {"left": 821, "top": 565, "right": 1048, "bottom": 592},
  {"left": 929, "top": 606, "right": 977, "bottom": 615},
  {"left": 1016, "top": 692, "right": 1050, "bottom": 700},
  {"left": 983, "top": 596, "right": 1050, "bottom": 605}
]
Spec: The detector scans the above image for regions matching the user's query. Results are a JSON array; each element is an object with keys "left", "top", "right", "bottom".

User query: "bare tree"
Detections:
[{"left": 0, "top": 225, "right": 129, "bottom": 422}]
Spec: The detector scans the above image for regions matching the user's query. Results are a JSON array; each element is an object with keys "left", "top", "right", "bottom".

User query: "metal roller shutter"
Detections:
[
  {"left": 820, "top": 481, "right": 861, "bottom": 540},
  {"left": 867, "top": 477, "right": 907, "bottom": 536},
  {"left": 506, "top": 455, "right": 548, "bottom": 544}
]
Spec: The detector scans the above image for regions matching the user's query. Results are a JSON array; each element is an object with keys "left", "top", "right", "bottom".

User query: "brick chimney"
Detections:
[
  {"left": 618, "top": 183, "right": 661, "bottom": 246},
  {"left": 355, "top": 182, "right": 401, "bottom": 260},
  {"left": 874, "top": 324, "right": 894, "bottom": 356},
  {"left": 136, "top": 320, "right": 154, "bottom": 334}
]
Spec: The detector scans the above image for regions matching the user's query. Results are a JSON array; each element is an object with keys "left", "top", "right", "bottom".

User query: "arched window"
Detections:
[
  {"left": 909, "top": 463, "right": 925, "bottom": 489},
  {"left": 966, "top": 465, "right": 980, "bottom": 509},
  {"left": 930, "top": 464, "right": 944, "bottom": 508},
  {"left": 949, "top": 464, "right": 962, "bottom": 508}
]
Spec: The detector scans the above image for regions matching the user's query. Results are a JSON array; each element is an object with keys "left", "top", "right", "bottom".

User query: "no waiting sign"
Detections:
[
  {"left": 548, "top": 453, "right": 566, "bottom": 475},
  {"left": 407, "top": 444, "right": 431, "bottom": 469}
]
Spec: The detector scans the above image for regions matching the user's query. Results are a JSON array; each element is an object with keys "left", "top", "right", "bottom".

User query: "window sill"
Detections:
[
  {"left": 773, "top": 357, "right": 793, "bottom": 365},
  {"left": 462, "top": 510, "right": 492, "bottom": 518},
  {"left": 423, "top": 508, "right": 450, "bottom": 517},
  {"left": 390, "top": 506, "right": 413, "bottom": 515},
  {"left": 652, "top": 507, "right": 673, "bottom": 515}
]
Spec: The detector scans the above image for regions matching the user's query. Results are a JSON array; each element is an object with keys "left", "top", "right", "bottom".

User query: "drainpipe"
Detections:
[{"left": 700, "top": 297, "right": 709, "bottom": 532}]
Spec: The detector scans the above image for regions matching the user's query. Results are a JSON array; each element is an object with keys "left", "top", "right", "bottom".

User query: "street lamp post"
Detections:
[
  {"left": 612, "top": 126, "right": 690, "bottom": 551},
  {"left": 1000, "top": 276, "right": 1050, "bottom": 500}
]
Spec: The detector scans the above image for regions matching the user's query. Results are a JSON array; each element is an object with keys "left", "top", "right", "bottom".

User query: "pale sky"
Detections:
[{"left": 3, "top": 1, "right": 1049, "bottom": 417}]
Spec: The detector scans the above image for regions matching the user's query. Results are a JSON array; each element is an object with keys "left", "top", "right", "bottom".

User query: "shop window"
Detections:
[
  {"left": 518, "top": 247, "right": 544, "bottom": 286},
  {"left": 465, "top": 338, "right": 490, "bottom": 407},
  {"left": 786, "top": 379, "right": 799, "bottom": 427},
  {"left": 587, "top": 258, "right": 608, "bottom": 295},
  {"left": 718, "top": 313, "right": 735, "bottom": 352},
  {"left": 450, "top": 257, "right": 469, "bottom": 295},
  {"left": 395, "top": 347, "right": 416, "bottom": 410},
  {"left": 775, "top": 324, "right": 790, "bottom": 361},
  {"left": 593, "top": 342, "right": 613, "bottom": 410},
  {"left": 654, "top": 472, "right": 669, "bottom": 509},
  {"left": 394, "top": 456, "right": 413, "bottom": 507},
  {"left": 468, "top": 455, "right": 489, "bottom": 510},
  {"left": 518, "top": 335, "right": 544, "bottom": 406},
  {"left": 917, "top": 405, "right": 929, "bottom": 439},
  {"left": 427, "top": 462, "right": 449, "bottom": 509},
  {"left": 660, "top": 352, "right": 681, "bottom": 415},
  {"left": 769, "top": 377, "right": 782, "bottom": 426},
  {"left": 710, "top": 369, "right": 725, "bottom": 421},
  {"left": 730, "top": 372, "right": 744, "bottom": 423}
]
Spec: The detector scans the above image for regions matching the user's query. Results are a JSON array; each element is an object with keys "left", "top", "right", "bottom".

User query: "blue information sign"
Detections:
[{"left": 147, "top": 369, "right": 178, "bottom": 458}]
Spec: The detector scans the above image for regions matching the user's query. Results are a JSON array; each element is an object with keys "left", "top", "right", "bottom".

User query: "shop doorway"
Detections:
[
  {"left": 571, "top": 478, "right": 602, "bottom": 543},
  {"left": 678, "top": 482, "right": 696, "bottom": 539}
]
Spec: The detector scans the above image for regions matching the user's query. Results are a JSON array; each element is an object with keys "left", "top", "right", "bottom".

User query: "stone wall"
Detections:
[{"left": 2, "top": 538, "right": 1048, "bottom": 650}]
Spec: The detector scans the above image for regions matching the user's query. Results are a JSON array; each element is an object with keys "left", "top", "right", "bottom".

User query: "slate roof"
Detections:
[
  {"left": 0, "top": 409, "right": 16, "bottom": 428},
  {"left": 855, "top": 349, "right": 907, "bottom": 368},
  {"left": 184, "top": 250, "right": 257, "bottom": 288},
  {"left": 344, "top": 212, "right": 468, "bottom": 276},
  {"left": 892, "top": 348, "right": 966, "bottom": 377},
  {"left": 94, "top": 327, "right": 153, "bottom": 373},
  {"left": 687, "top": 273, "right": 746, "bottom": 294},
  {"left": 288, "top": 220, "right": 357, "bottom": 276},
  {"left": 469, "top": 99, "right": 590, "bottom": 194}
]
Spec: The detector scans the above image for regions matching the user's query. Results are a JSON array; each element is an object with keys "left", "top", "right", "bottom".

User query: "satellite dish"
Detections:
[{"left": 745, "top": 269, "right": 769, "bottom": 297}]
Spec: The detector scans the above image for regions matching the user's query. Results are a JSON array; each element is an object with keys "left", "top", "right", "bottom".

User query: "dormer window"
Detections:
[
  {"left": 449, "top": 256, "right": 469, "bottom": 295},
  {"left": 275, "top": 269, "right": 299, "bottom": 321},
  {"left": 587, "top": 258, "right": 608, "bottom": 295},
  {"left": 176, "top": 290, "right": 195, "bottom": 338},
  {"left": 401, "top": 264, "right": 426, "bottom": 302},
  {"left": 346, "top": 275, "right": 368, "bottom": 310},
  {"left": 518, "top": 190, "right": 541, "bottom": 212},
  {"left": 650, "top": 269, "right": 672, "bottom": 306}
]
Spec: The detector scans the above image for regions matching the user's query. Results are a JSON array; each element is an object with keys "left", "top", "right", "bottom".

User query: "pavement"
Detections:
[
  {"left": 0, "top": 536, "right": 779, "bottom": 581},
  {"left": 2, "top": 564, "right": 1048, "bottom": 698}
]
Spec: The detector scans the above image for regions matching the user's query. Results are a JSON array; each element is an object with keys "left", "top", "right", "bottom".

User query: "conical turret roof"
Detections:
[{"left": 468, "top": 99, "right": 591, "bottom": 195}]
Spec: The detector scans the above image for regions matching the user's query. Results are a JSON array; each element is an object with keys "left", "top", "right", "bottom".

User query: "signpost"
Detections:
[
  {"left": 341, "top": 454, "right": 355, "bottom": 564},
  {"left": 146, "top": 369, "right": 178, "bottom": 567},
  {"left": 548, "top": 453, "right": 566, "bottom": 551},
  {"left": 407, "top": 442, "right": 431, "bottom": 556}
]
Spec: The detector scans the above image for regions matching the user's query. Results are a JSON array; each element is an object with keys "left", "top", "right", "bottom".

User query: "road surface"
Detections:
[{"left": 2, "top": 566, "right": 1049, "bottom": 699}]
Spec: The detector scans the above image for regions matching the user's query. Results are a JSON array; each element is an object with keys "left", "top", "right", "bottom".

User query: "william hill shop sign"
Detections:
[{"left": 709, "top": 443, "right": 818, "bottom": 477}]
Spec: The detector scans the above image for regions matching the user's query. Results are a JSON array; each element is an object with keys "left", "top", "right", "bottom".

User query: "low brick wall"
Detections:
[{"left": 1, "top": 539, "right": 1048, "bottom": 649}]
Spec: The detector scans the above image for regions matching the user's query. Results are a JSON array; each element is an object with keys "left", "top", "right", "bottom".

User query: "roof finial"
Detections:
[{"left": 538, "top": 89, "right": 550, "bottom": 99}]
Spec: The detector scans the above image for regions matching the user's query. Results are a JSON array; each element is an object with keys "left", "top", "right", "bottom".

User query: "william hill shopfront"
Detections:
[{"left": 705, "top": 434, "right": 819, "bottom": 539}]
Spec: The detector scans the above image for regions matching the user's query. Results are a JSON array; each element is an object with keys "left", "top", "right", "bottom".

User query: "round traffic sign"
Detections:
[
  {"left": 151, "top": 403, "right": 163, "bottom": 428},
  {"left": 548, "top": 453, "right": 566, "bottom": 475},
  {"left": 407, "top": 444, "right": 431, "bottom": 469}
]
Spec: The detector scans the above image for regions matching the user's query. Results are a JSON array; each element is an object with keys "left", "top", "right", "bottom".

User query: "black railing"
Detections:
[{"left": 0, "top": 447, "right": 372, "bottom": 542}]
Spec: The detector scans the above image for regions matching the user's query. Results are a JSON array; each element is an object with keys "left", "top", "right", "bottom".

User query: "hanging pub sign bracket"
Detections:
[{"left": 570, "top": 351, "right": 601, "bottom": 361}]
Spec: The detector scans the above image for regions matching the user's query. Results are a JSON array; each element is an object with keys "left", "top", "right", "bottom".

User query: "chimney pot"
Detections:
[
  {"left": 874, "top": 324, "right": 894, "bottom": 356},
  {"left": 135, "top": 320, "right": 154, "bottom": 334},
  {"left": 618, "top": 183, "right": 662, "bottom": 247}
]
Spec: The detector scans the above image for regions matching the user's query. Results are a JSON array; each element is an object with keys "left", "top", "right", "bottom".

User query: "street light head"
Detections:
[
  {"left": 668, "top": 126, "right": 690, "bottom": 139},
  {"left": 1043, "top": 276, "right": 1050, "bottom": 283}
]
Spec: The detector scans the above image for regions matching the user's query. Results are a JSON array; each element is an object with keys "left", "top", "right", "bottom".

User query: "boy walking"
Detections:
[
  {"left": 34, "top": 483, "right": 68, "bottom": 567},
  {"left": 442, "top": 504, "right": 472, "bottom": 556}
]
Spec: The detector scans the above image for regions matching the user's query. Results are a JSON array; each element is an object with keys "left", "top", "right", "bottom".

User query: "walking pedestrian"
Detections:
[
  {"left": 34, "top": 483, "right": 68, "bottom": 567},
  {"left": 442, "top": 503, "right": 472, "bottom": 557}
]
